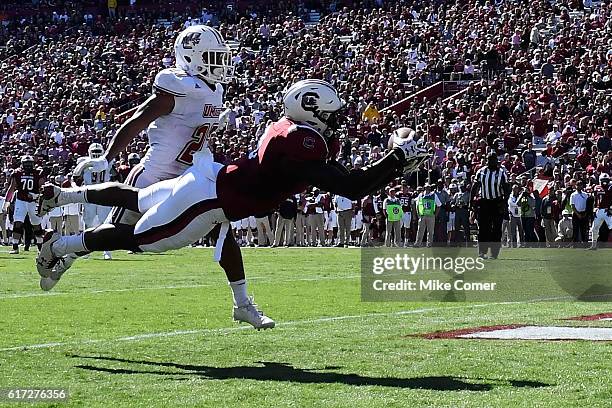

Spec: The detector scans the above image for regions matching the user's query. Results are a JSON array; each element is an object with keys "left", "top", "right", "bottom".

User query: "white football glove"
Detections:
[
  {"left": 390, "top": 128, "right": 429, "bottom": 171},
  {"left": 391, "top": 129, "right": 425, "bottom": 158},
  {"left": 73, "top": 156, "right": 109, "bottom": 177}
]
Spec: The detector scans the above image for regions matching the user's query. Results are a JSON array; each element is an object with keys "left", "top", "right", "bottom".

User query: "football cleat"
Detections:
[
  {"left": 36, "top": 230, "right": 62, "bottom": 278},
  {"left": 103, "top": 251, "right": 112, "bottom": 260},
  {"left": 37, "top": 184, "right": 62, "bottom": 216},
  {"left": 39, "top": 254, "right": 78, "bottom": 291},
  {"left": 233, "top": 297, "right": 275, "bottom": 330},
  {"left": 9, "top": 248, "right": 19, "bottom": 254}
]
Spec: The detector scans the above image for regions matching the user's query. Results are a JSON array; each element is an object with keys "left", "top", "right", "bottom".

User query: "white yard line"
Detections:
[
  {"left": 0, "top": 275, "right": 361, "bottom": 300},
  {"left": 0, "top": 297, "right": 578, "bottom": 353}
]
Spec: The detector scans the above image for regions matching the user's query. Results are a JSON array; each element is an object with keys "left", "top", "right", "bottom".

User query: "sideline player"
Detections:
[
  {"left": 38, "top": 79, "right": 429, "bottom": 328},
  {"left": 3, "top": 156, "right": 45, "bottom": 254},
  {"left": 79, "top": 143, "right": 113, "bottom": 260},
  {"left": 589, "top": 173, "right": 612, "bottom": 250}
]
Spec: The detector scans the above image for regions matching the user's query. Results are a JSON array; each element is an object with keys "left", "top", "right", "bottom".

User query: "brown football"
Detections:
[{"left": 387, "top": 127, "right": 415, "bottom": 150}]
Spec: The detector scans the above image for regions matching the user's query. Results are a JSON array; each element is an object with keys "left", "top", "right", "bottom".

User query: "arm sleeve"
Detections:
[{"left": 296, "top": 148, "right": 405, "bottom": 201}]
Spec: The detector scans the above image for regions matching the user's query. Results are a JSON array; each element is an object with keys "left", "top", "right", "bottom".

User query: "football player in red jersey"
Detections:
[
  {"left": 589, "top": 173, "right": 612, "bottom": 250},
  {"left": 37, "top": 79, "right": 429, "bottom": 329},
  {"left": 4, "top": 155, "right": 45, "bottom": 254}
]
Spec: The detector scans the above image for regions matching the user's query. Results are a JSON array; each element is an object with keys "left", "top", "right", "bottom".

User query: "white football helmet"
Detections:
[
  {"left": 128, "top": 153, "right": 140, "bottom": 165},
  {"left": 283, "top": 79, "right": 345, "bottom": 137},
  {"left": 174, "top": 25, "right": 234, "bottom": 84},
  {"left": 88, "top": 143, "right": 104, "bottom": 159}
]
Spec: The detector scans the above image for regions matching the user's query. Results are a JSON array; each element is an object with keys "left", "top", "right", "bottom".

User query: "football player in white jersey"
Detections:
[
  {"left": 42, "top": 25, "right": 274, "bottom": 329},
  {"left": 80, "top": 143, "right": 112, "bottom": 260}
]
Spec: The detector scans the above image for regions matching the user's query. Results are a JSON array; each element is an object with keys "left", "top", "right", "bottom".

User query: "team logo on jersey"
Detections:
[
  {"left": 202, "top": 104, "right": 224, "bottom": 118},
  {"left": 303, "top": 136, "right": 316, "bottom": 149}
]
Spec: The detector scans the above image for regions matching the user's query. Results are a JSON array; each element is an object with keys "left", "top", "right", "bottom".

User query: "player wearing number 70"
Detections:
[
  {"left": 3, "top": 155, "right": 46, "bottom": 254},
  {"left": 49, "top": 25, "right": 273, "bottom": 329}
]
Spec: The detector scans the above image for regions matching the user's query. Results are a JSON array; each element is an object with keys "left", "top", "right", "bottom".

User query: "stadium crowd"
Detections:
[{"left": 1, "top": 0, "right": 610, "bottom": 251}]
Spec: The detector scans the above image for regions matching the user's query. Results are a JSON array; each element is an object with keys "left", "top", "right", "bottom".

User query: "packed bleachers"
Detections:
[{"left": 1, "top": 0, "right": 610, "bottom": 249}]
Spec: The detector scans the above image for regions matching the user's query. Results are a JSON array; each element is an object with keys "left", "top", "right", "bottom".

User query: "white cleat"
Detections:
[
  {"left": 103, "top": 251, "right": 112, "bottom": 260},
  {"left": 233, "top": 297, "right": 275, "bottom": 330},
  {"left": 39, "top": 254, "right": 78, "bottom": 291},
  {"left": 37, "top": 183, "right": 62, "bottom": 216},
  {"left": 36, "top": 230, "right": 62, "bottom": 278}
]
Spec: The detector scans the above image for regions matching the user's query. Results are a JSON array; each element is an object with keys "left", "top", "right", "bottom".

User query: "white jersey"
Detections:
[
  {"left": 142, "top": 67, "right": 224, "bottom": 180},
  {"left": 82, "top": 164, "right": 111, "bottom": 185}
]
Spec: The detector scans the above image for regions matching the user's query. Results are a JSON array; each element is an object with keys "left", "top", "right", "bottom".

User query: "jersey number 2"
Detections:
[{"left": 176, "top": 124, "right": 215, "bottom": 165}]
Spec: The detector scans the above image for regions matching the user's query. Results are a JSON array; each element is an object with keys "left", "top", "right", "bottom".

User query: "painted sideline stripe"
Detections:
[
  {"left": 0, "top": 275, "right": 361, "bottom": 300},
  {"left": 562, "top": 312, "right": 612, "bottom": 321},
  {"left": 0, "top": 296, "right": 585, "bottom": 353}
]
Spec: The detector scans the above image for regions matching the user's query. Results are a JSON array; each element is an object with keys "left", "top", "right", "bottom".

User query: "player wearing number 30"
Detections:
[{"left": 53, "top": 26, "right": 229, "bottom": 256}]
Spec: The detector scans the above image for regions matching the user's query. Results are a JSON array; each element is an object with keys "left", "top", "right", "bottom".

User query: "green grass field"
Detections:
[{"left": 1, "top": 248, "right": 611, "bottom": 407}]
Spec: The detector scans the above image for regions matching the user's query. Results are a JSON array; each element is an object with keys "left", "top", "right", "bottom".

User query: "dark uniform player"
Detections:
[
  {"left": 4, "top": 156, "right": 45, "bottom": 254},
  {"left": 38, "top": 79, "right": 429, "bottom": 329},
  {"left": 589, "top": 173, "right": 612, "bottom": 249},
  {"left": 397, "top": 184, "right": 413, "bottom": 246}
]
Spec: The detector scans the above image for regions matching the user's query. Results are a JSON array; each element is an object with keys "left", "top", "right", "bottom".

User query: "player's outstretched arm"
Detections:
[
  {"left": 74, "top": 92, "right": 175, "bottom": 178},
  {"left": 104, "top": 92, "right": 175, "bottom": 160},
  {"left": 299, "top": 148, "right": 407, "bottom": 200}
]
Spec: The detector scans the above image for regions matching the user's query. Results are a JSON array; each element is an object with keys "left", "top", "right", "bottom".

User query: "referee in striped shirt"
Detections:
[{"left": 470, "top": 153, "right": 510, "bottom": 259}]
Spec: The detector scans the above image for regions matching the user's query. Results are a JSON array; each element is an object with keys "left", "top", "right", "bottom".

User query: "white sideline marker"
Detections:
[{"left": 460, "top": 326, "right": 612, "bottom": 341}]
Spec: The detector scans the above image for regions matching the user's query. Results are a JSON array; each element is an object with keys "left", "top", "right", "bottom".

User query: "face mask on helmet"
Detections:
[
  {"left": 283, "top": 80, "right": 346, "bottom": 139},
  {"left": 88, "top": 143, "right": 104, "bottom": 159},
  {"left": 200, "top": 49, "right": 234, "bottom": 83},
  {"left": 175, "top": 26, "right": 235, "bottom": 84},
  {"left": 321, "top": 106, "right": 348, "bottom": 135},
  {"left": 21, "top": 158, "right": 34, "bottom": 170},
  {"left": 128, "top": 153, "right": 140, "bottom": 166}
]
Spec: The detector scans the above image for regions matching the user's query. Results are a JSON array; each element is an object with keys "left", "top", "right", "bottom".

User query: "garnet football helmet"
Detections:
[
  {"left": 174, "top": 25, "right": 234, "bottom": 84},
  {"left": 282, "top": 79, "right": 345, "bottom": 137},
  {"left": 20, "top": 155, "right": 35, "bottom": 171}
]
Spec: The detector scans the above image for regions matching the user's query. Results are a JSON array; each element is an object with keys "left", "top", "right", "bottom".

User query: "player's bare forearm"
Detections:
[
  {"left": 104, "top": 119, "right": 145, "bottom": 161},
  {"left": 301, "top": 149, "right": 405, "bottom": 200},
  {"left": 105, "top": 92, "right": 174, "bottom": 160}
]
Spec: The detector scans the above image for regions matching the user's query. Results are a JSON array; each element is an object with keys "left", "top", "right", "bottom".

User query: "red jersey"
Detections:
[
  {"left": 397, "top": 191, "right": 412, "bottom": 212},
  {"left": 594, "top": 184, "right": 612, "bottom": 209},
  {"left": 13, "top": 168, "right": 43, "bottom": 202},
  {"left": 217, "top": 118, "right": 339, "bottom": 220}
]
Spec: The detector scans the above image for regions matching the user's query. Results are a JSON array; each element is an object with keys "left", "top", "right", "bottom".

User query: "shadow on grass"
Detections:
[{"left": 71, "top": 355, "right": 550, "bottom": 391}]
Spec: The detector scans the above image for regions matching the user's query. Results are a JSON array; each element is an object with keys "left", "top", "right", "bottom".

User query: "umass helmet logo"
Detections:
[{"left": 202, "top": 104, "right": 224, "bottom": 118}]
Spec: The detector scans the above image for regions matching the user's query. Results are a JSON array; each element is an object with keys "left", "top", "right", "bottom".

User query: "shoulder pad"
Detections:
[
  {"left": 153, "top": 68, "right": 188, "bottom": 97},
  {"left": 286, "top": 124, "right": 329, "bottom": 161}
]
